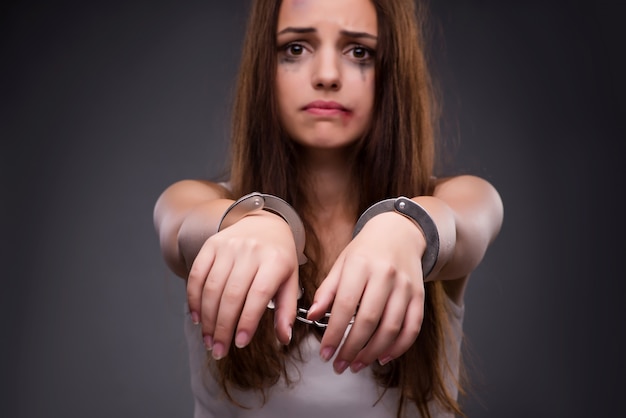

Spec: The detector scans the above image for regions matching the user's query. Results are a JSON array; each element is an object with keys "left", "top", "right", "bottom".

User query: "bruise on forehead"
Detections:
[{"left": 289, "top": 0, "right": 309, "bottom": 9}]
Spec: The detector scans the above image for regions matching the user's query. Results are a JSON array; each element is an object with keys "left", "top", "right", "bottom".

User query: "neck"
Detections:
[
  {"left": 297, "top": 146, "right": 359, "bottom": 276},
  {"left": 298, "top": 146, "right": 358, "bottom": 222}
]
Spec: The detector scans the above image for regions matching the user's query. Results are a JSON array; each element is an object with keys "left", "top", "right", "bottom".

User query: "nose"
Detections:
[{"left": 312, "top": 48, "right": 341, "bottom": 91}]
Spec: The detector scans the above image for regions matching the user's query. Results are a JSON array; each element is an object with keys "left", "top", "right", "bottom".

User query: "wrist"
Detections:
[
  {"left": 218, "top": 192, "right": 308, "bottom": 265},
  {"left": 353, "top": 196, "right": 440, "bottom": 278}
]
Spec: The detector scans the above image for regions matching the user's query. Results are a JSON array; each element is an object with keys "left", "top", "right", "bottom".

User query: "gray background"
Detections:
[{"left": 2, "top": 1, "right": 624, "bottom": 417}]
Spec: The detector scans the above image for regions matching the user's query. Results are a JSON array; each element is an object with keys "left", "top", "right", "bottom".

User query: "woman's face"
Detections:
[{"left": 275, "top": 0, "right": 377, "bottom": 150}]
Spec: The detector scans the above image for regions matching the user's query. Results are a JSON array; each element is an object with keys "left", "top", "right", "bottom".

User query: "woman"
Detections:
[{"left": 153, "top": 0, "right": 503, "bottom": 416}]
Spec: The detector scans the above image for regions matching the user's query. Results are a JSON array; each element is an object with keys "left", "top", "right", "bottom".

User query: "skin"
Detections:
[
  {"left": 275, "top": 0, "right": 377, "bottom": 150},
  {"left": 153, "top": 0, "right": 504, "bottom": 375}
]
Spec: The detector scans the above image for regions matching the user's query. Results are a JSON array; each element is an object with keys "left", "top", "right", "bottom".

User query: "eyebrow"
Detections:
[{"left": 277, "top": 27, "right": 377, "bottom": 40}]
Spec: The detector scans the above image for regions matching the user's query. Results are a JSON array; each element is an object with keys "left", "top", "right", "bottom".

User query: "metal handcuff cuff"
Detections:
[
  {"left": 352, "top": 196, "right": 440, "bottom": 279},
  {"left": 218, "top": 192, "right": 308, "bottom": 265},
  {"left": 217, "top": 193, "right": 440, "bottom": 329},
  {"left": 217, "top": 193, "right": 330, "bottom": 327}
]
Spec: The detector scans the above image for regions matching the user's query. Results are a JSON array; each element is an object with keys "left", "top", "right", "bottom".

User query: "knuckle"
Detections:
[
  {"left": 334, "top": 297, "right": 358, "bottom": 314},
  {"left": 384, "top": 321, "right": 403, "bottom": 336},
  {"left": 201, "top": 277, "right": 221, "bottom": 299},
  {"left": 214, "top": 320, "right": 231, "bottom": 337},
  {"left": 268, "top": 248, "right": 296, "bottom": 271},
  {"left": 365, "top": 258, "right": 396, "bottom": 278},
  {"left": 397, "top": 271, "right": 412, "bottom": 286},
  {"left": 404, "top": 321, "right": 422, "bottom": 340},
  {"left": 372, "top": 319, "right": 401, "bottom": 339},
  {"left": 223, "top": 236, "right": 258, "bottom": 254},
  {"left": 347, "top": 252, "right": 369, "bottom": 265},
  {"left": 382, "top": 263, "right": 398, "bottom": 278},
  {"left": 357, "top": 311, "right": 381, "bottom": 329},
  {"left": 201, "top": 313, "right": 215, "bottom": 334},
  {"left": 237, "top": 310, "right": 258, "bottom": 329},
  {"left": 186, "top": 283, "right": 198, "bottom": 301},
  {"left": 187, "top": 264, "right": 206, "bottom": 284},
  {"left": 222, "top": 283, "right": 245, "bottom": 304},
  {"left": 249, "top": 284, "right": 274, "bottom": 302},
  {"left": 411, "top": 277, "right": 424, "bottom": 292},
  {"left": 242, "top": 237, "right": 261, "bottom": 252}
]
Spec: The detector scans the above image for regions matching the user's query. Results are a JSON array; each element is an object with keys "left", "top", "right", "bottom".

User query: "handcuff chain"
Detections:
[
  {"left": 267, "top": 305, "right": 355, "bottom": 329},
  {"left": 296, "top": 307, "right": 356, "bottom": 329},
  {"left": 266, "top": 289, "right": 356, "bottom": 329}
]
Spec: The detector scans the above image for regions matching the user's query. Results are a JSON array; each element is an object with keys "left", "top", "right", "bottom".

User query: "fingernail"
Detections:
[
  {"left": 235, "top": 331, "right": 249, "bottom": 348},
  {"left": 350, "top": 362, "right": 365, "bottom": 373},
  {"left": 191, "top": 311, "right": 200, "bottom": 325},
  {"left": 203, "top": 335, "right": 213, "bottom": 351},
  {"left": 287, "top": 327, "right": 292, "bottom": 344},
  {"left": 334, "top": 360, "right": 349, "bottom": 374},
  {"left": 320, "top": 346, "right": 335, "bottom": 362},
  {"left": 378, "top": 355, "right": 392, "bottom": 366},
  {"left": 307, "top": 303, "right": 318, "bottom": 317},
  {"left": 212, "top": 342, "right": 225, "bottom": 360}
]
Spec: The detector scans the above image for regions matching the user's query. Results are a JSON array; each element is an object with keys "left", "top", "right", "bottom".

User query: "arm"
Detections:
[
  {"left": 153, "top": 179, "right": 233, "bottom": 278},
  {"left": 309, "top": 174, "right": 503, "bottom": 373},
  {"left": 153, "top": 179, "right": 300, "bottom": 358},
  {"left": 415, "top": 174, "right": 504, "bottom": 300}
]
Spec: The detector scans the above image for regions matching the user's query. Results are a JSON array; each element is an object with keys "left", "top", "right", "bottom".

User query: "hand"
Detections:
[
  {"left": 307, "top": 212, "right": 426, "bottom": 374},
  {"left": 186, "top": 212, "right": 300, "bottom": 360}
]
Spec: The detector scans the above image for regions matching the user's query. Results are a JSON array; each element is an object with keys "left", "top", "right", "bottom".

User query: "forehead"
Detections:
[{"left": 277, "top": 0, "right": 377, "bottom": 34}]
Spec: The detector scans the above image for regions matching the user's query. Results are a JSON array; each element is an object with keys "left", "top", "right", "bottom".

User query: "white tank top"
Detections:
[{"left": 183, "top": 297, "right": 464, "bottom": 418}]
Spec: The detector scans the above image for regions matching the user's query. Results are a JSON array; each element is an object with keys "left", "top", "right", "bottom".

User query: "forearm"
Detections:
[
  {"left": 153, "top": 180, "right": 233, "bottom": 278},
  {"left": 415, "top": 175, "right": 503, "bottom": 281}
]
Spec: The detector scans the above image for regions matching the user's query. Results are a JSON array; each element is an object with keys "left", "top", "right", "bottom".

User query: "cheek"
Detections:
[
  {"left": 364, "top": 74, "right": 375, "bottom": 100},
  {"left": 275, "top": 73, "right": 292, "bottom": 115},
  {"left": 275, "top": 75, "right": 299, "bottom": 135},
  {"left": 276, "top": 70, "right": 299, "bottom": 105},
  {"left": 349, "top": 69, "right": 375, "bottom": 113},
  {"left": 357, "top": 75, "right": 375, "bottom": 129},
  {"left": 346, "top": 64, "right": 375, "bottom": 90}
]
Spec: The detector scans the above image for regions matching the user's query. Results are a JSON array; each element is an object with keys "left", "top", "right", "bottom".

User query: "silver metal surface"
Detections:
[
  {"left": 218, "top": 192, "right": 308, "bottom": 265},
  {"left": 352, "top": 196, "right": 440, "bottom": 278}
]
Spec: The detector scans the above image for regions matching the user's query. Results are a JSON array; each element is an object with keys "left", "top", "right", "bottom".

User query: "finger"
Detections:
[
  {"left": 268, "top": 265, "right": 299, "bottom": 346},
  {"left": 208, "top": 256, "right": 258, "bottom": 359},
  {"left": 307, "top": 253, "right": 344, "bottom": 320},
  {"left": 349, "top": 287, "right": 411, "bottom": 371},
  {"left": 376, "top": 294, "right": 424, "bottom": 366},
  {"left": 319, "top": 257, "right": 367, "bottom": 364},
  {"left": 333, "top": 273, "right": 394, "bottom": 372},
  {"left": 233, "top": 259, "right": 294, "bottom": 349},
  {"left": 186, "top": 241, "right": 217, "bottom": 324},
  {"left": 197, "top": 247, "right": 234, "bottom": 339}
]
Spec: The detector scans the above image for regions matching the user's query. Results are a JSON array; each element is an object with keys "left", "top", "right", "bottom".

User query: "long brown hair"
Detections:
[{"left": 221, "top": 0, "right": 464, "bottom": 416}]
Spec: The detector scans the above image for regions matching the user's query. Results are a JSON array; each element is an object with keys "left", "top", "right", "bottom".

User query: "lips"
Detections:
[{"left": 303, "top": 100, "right": 350, "bottom": 116}]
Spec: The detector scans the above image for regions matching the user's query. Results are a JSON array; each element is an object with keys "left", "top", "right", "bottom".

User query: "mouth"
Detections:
[{"left": 302, "top": 100, "right": 351, "bottom": 116}]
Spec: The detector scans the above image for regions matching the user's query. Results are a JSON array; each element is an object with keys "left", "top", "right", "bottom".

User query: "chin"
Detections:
[
  {"left": 291, "top": 129, "right": 364, "bottom": 149},
  {"left": 293, "top": 136, "right": 360, "bottom": 150}
]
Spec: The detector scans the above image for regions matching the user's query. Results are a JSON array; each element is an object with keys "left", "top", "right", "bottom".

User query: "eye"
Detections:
[
  {"left": 352, "top": 46, "right": 368, "bottom": 59},
  {"left": 347, "top": 45, "right": 374, "bottom": 62},
  {"left": 286, "top": 43, "right": 305, "bottom": 56}
]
